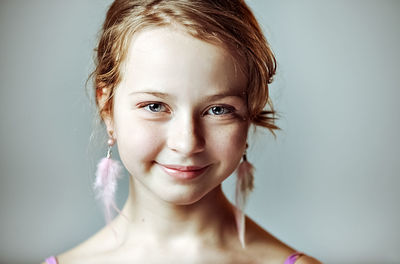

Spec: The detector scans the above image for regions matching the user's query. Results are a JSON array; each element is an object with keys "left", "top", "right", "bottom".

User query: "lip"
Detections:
[{"left": 156, "top": 163, "right": 210, "bottom": 180}]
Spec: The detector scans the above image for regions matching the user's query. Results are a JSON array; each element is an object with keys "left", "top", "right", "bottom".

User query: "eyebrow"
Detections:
[
  {"left": 129, "top": 91, "right": 246, "bottom": 101},
  {"left": 129, "top": 91, "right": 172, "bottom": 99}
]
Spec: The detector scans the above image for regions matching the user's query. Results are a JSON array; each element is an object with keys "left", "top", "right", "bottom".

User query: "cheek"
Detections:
[
  {"left": 114, "top": 116, "right": 164, "bottom": 174},
  {"left": 207, "top": 122, "right": 249, "bottom": 173}
]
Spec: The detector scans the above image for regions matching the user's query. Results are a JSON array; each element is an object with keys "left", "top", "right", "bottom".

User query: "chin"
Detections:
[{"left": 156, "top": 186, "right": 211, "bottom": 206}]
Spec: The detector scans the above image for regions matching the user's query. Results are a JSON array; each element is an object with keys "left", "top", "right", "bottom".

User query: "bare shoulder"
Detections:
[
  {"left": 55, "top": 225, "right": 116, "bottom": 264},
  {"left": 243, "top": 216, "right": 294, "bottom": 262},
  {"left": 244, "top": 216, "right": 321, "bottom": 264}
]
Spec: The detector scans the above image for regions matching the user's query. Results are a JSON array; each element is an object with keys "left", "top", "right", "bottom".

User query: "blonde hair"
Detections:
[{"left": 93, "top": 0, "right": 278, "bottom": 132}]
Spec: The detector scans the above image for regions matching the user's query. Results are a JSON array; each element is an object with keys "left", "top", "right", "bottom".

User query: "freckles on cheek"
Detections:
[
  {"left": 140, "top": 128, "right": 162, "bottom": 157},
  {"left": 210, "top": 123, "right": 248, "bottom": 158},
  {"left": 117, "top": 120, "right": 164, "bottom": 172}
]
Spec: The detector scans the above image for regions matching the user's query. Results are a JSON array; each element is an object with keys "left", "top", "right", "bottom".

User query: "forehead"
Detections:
[{"left": 119, "top": 26, "right": 247, "bottom": 96}]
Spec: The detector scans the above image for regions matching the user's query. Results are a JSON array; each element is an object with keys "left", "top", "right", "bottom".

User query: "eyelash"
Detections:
[
  {"left": 205, "top": 105, "right": 234, "bottom": 116},
  {"left": 137, "top": 102, "right": 235, "bottom": 117},
  {"left": 141, "top": 102, "right": 169, "bottom": 113}
]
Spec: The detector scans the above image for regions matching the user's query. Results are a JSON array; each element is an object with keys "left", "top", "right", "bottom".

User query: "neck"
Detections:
[{"left": 112, "top": 176, "right": 237, "bottom": 248}]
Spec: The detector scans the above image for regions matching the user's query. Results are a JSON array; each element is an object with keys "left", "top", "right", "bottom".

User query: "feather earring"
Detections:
[
  {"left": 234, "top": 146, "right": 255, "bottom": 248},
  {"left": 93, "top": 135, "right": 122, "bottom": 225}
]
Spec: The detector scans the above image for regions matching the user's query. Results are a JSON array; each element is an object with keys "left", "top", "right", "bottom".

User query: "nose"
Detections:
[{"left": 167, "top": 114, "right": 205, "bottom": 155}]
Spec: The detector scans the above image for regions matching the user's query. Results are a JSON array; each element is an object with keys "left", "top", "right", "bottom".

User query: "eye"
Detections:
[
  {"left": 143, "top": 103, "right": 168, "bottom": 113},
  {"left": 206, "top": 105, "right": 233, "bottom": 116}
]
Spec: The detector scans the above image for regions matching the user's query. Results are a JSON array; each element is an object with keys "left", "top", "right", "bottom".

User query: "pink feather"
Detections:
[
  {"left": 235, "top": 160, "right": 254, "bottom": 248},
  {"left": 94, "top": 157, "right": 122, "bottom": 224}
]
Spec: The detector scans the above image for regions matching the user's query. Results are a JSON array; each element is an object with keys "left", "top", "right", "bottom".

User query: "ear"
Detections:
[
  {"left": 96, "top": 83, "right": 115, "bottom": 137},
  {"left": 103, "top": 115, "right": 115, "bottom": 138}
]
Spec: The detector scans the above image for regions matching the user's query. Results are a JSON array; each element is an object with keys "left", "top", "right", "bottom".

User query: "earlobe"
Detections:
[{"left": 103, "top": 116, "right": 115, "bottom": 138}]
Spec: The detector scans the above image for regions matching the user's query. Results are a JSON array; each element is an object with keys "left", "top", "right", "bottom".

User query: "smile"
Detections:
[{"left": 156, "top": 163, "right": 210, "bottom": 180}]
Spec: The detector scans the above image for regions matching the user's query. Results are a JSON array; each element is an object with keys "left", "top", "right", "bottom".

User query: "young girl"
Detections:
[{"left": 44, "top": 1, "right": 321, "bottom": 263}]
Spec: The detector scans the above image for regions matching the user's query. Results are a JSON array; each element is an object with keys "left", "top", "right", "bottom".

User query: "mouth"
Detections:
[{"left": 156, "top": 162, "right": 210, "bottom": 180}]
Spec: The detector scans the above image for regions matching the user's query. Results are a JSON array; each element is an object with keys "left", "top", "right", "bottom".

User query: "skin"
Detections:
[{"left": 50, "top": 27, "right": 321, "bottom": 264}]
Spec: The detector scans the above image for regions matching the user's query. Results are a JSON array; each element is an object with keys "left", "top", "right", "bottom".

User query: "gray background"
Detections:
[{"left": 1, "top": 0, "right": 399, "bottom": 263}]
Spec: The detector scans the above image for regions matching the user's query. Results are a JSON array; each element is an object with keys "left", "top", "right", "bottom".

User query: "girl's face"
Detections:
[{"left": 108, "top": 27, "right": 249, "bottom": 205}]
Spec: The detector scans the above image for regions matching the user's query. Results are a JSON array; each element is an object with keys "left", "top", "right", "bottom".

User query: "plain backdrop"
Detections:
[{"left": 1, "top": 1, "right": 399, "bottom": 263}]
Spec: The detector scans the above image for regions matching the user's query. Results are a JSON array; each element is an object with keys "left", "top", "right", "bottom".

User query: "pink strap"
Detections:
[
  {"left": 284, "top": 252, "right": 304, "bottom": 264},
  {"left": 45, "top": 256, "right": 58, "bottom": 264}
]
